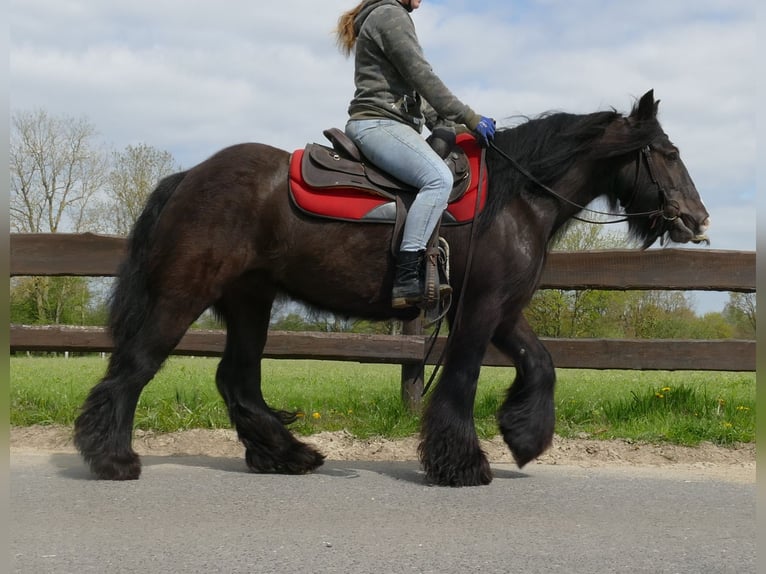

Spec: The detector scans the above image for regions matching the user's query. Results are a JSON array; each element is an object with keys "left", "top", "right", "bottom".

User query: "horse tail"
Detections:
[{"left": 108, "top": 170, "right": 187, "bottom": 346}]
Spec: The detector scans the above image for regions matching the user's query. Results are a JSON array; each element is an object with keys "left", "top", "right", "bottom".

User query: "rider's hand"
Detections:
[{"left": 473, "top": 116, "right": 496, "bottom": 147}]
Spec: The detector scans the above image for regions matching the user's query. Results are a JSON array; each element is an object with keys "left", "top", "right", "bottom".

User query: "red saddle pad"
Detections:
[{"left": 289, "top": 133, "right": 487, "bottom": 224}]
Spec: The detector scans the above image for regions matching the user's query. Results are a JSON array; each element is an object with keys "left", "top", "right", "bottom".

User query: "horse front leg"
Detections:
[
  {"left": 419, "top": 317, "right": 495, "bottom": 486},
  {"left": 492, "top": 315, "right": 556, "bottom": 467}
]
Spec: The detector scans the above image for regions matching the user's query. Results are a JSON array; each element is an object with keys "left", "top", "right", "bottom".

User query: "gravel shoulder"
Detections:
[{"left": 11, "top": 425, "right": 755, "bottom": 484}]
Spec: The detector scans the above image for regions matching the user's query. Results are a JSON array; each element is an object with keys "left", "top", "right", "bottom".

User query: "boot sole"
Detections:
[{"left": 391, "top": 295, "right": 422, "bottom": 309}]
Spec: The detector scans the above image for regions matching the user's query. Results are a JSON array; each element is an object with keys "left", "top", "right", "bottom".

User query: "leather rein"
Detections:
[{"left": 488, "top": 141, "right": 680, "bottom": 225}]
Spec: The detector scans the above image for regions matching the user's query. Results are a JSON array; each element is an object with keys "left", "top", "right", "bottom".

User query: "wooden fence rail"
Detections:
[
  {"left": 9, "top": 234, "right": 757, "bottom": 405},
  {"left": 10, "top": 325, "right": 755, "bottom": 372},
  {"left": 10, "top": 233, "right": 756, "bottom": 291}
]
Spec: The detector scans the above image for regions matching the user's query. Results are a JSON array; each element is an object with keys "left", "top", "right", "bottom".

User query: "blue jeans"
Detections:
[{"left": 345, "top": 118, "right": 453, "bottom": 252}]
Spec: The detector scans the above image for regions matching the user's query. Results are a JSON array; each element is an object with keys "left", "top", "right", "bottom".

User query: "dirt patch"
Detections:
[{"left": 11, "top": 425, "right": 755, "bottom": 483}]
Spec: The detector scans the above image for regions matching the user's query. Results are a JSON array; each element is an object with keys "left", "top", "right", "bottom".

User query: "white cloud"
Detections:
[{"left": 10, "top": 0, "right": 755, "bottom": 256}]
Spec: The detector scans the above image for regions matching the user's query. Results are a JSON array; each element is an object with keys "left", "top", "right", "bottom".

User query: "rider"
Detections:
[{"left": 335, "top": 0, "right": 496, "bottom": 308}]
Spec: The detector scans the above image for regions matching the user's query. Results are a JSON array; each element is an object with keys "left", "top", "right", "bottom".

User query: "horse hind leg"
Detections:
[
  {"left": 74, "top": 350, "right": 158, "bottom": 480},
  {"left": 74, "top": 301, "right": 202, "bottom": 480},
  {"left": 214, "top": 282, "right": 325, "bottom": 474},
  {"left": 492, "top": 316, "right": 556, "bottom": 467}
]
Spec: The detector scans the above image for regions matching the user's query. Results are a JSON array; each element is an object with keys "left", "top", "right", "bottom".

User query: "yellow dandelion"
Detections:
[
  {"left": 312, "top": 412, "right": 321, "bottom": 420},
  {"left": 723, "top": 422, "right": 733, "bottom": 428},
  {"left": 661, "top": 387, "right": 671, "bottom": 392},
  {"left": 295, "top": 412, "right": 305, "bottom": 419},
  {"left": 655, "top": 393, "right": 665, "bottom": 399},
  {"left": 736, "top": 406, "right": 750, "bottom": 412}
]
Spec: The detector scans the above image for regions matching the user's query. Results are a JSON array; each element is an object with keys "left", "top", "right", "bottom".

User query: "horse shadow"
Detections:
[
  {"left": 318, "top": 460, "right": 528, "bottom": 484},
  {"left": 51, "top": 453, "right": 527, "bottom": 485}
]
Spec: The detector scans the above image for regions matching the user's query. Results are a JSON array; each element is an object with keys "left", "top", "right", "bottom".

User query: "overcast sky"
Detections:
[{"left": 9, "top": 0, "right": 756, "bottom": 312}]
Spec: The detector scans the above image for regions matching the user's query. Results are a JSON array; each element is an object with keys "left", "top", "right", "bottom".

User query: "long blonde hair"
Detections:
[{"left": 335, "top": 2, "right": 367, "bottom": 57}]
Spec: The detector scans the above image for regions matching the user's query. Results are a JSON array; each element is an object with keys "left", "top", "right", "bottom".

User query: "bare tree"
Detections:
[
  {"left": 10, "top": 108, "right": 109, "bottom": 324},
  {"left": 105, "top": 143, "right": 181, "bottom": 235},
  {"left": 10, "top": 109, "right": 109, "bottom": 233}
]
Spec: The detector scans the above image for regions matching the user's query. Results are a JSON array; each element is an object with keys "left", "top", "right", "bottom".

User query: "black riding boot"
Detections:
[{"left": 391, "top": 250, "right": 424, "bottom": 309}]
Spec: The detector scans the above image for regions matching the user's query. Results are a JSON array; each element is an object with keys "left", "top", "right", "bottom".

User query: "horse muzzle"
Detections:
[{"left": 669, "top": 212, "right": 711, "bottom": 244}]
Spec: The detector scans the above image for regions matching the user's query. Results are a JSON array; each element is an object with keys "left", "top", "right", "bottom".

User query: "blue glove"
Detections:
[{"left": 474, "top": 116, "right": 496, "bottom": 147}]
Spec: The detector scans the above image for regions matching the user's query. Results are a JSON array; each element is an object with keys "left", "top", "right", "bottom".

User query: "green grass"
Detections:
[
  {"left": 554, "top": 372, "right": 754, "bottom": 445},
  {"left": 10, "top": 356, "right": 756, "bottom": 446}
]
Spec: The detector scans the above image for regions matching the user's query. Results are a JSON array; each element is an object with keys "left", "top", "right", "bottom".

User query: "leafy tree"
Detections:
[
  {"left": 617, "top": 291, "right": 696, "bottom": 338},
  {"left": 525, "top": 289, "right": 569, "bottom": 337},
  {"left": 527, "top": 219, "right": 631, "bottom": 337},
  {"left": 687, "top": 312, "right": 735, "bottom": 339},
  {"left": 723, "top": 293, "right": 756, "bottom": 338},
  {"left": 271, "top": 313, "right": 323, "bottom": 332},
  {"left": 525, "top": 219, "right": 707, "bottom": 339},
  {"left": 10, "top": 276, "right": 96, "bottom": 325},
  {"left": 9, "top": 280, "right": 37, "bottom": 324},
  {"left": 349, "top": 319, "right": 396, "bottom": 335}
]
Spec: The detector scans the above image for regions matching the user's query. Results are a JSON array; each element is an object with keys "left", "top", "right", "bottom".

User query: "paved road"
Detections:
[{"left": 10, "top": 452, "right": 755, "bottom": 574}]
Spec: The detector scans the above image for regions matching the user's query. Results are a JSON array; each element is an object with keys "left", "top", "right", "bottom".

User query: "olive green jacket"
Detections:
[{"left": 348, "top": 0, "right": 481, "bottom": 133}]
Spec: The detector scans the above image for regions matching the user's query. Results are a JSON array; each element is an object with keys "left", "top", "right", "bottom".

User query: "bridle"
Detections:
[
  {"left": 634, "top": 145, "right": 681, "bottom": 223},
  {"left": 487, "top": 140, "right": 680, "bottom": 226}
]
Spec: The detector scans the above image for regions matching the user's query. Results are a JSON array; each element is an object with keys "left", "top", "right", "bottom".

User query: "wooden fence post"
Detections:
[{"left": 400, "top": 318, "right": 424, "bottom": 412}]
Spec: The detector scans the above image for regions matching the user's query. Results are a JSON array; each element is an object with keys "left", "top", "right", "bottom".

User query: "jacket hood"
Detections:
[{"left": 354, "top": 0, "right": 404, "bottom": 35}]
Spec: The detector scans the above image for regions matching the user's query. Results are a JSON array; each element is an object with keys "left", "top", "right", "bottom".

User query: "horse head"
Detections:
[{"left": 620, "top": 90, "right": 711, "bottom": 249}]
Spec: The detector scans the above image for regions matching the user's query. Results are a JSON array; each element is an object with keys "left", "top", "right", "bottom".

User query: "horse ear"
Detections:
[{"left": 634, "top": 89, "right": 658, "bottom": 121}]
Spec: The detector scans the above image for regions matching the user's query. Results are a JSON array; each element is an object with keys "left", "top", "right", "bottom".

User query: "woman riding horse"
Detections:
[
  {"left": 73, "top": 90, "right": 710, "bottom": 486},
  {"left": 337, "top": 0, "right": 496, "bottom": 308}
]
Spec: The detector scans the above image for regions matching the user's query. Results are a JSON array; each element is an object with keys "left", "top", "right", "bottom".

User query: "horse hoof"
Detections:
[
  {"left": 423, "top": 459, "right": 493, "bottom": 487},
  {"left": 497, "top": 411, "right": 554, "bottom": 468},
  {"left": 86, "top": 451, "right": 142, "bottom": 480},
  {"left": 245, "top": 441, "right": 325, "bottom": 475},
  {"left": 419, "top": 446, "right": 493, "bottom": 487},
  {"left": 504, "top": 433, "right": 552, "bottom": 468}
]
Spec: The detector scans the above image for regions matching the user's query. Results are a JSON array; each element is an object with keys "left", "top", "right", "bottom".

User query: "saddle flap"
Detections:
[
  {"left": 302, "top": 143, "right": 408, "bottom": 198},
  {"left": 306, "top": 143, "right": 366, "bottom": 180}
]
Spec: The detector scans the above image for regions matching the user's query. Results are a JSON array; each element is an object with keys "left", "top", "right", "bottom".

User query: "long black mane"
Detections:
[{"left": 481, "top": 105, "right": 665, "bottom": 227}]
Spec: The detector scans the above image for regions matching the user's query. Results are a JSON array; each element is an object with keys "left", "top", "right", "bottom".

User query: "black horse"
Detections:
[{"left": 74, "top": 90, "right": 710, "bottom": 486}]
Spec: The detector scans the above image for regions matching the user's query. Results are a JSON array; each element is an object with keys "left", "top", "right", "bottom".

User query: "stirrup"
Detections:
[
  {"left": 422, "top": 237, "right": 452, "bottom": 324},
  {"left": 437, "top": 237, "right": 452, "bottom": 298}
]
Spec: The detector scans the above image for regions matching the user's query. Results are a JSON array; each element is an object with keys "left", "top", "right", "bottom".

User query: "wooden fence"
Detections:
[{"left": 10, "top": 234, "right": 756, "bottom": 406}]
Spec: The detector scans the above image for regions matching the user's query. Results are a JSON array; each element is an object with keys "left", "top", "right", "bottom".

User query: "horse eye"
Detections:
[{"left": 666, "top": 151, "right": 679, "bottom": 162}]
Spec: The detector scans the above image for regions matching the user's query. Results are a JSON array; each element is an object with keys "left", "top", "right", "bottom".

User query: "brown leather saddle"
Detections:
[{"left": 300, "top": 127, "right": 471, "bottom": 202}]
